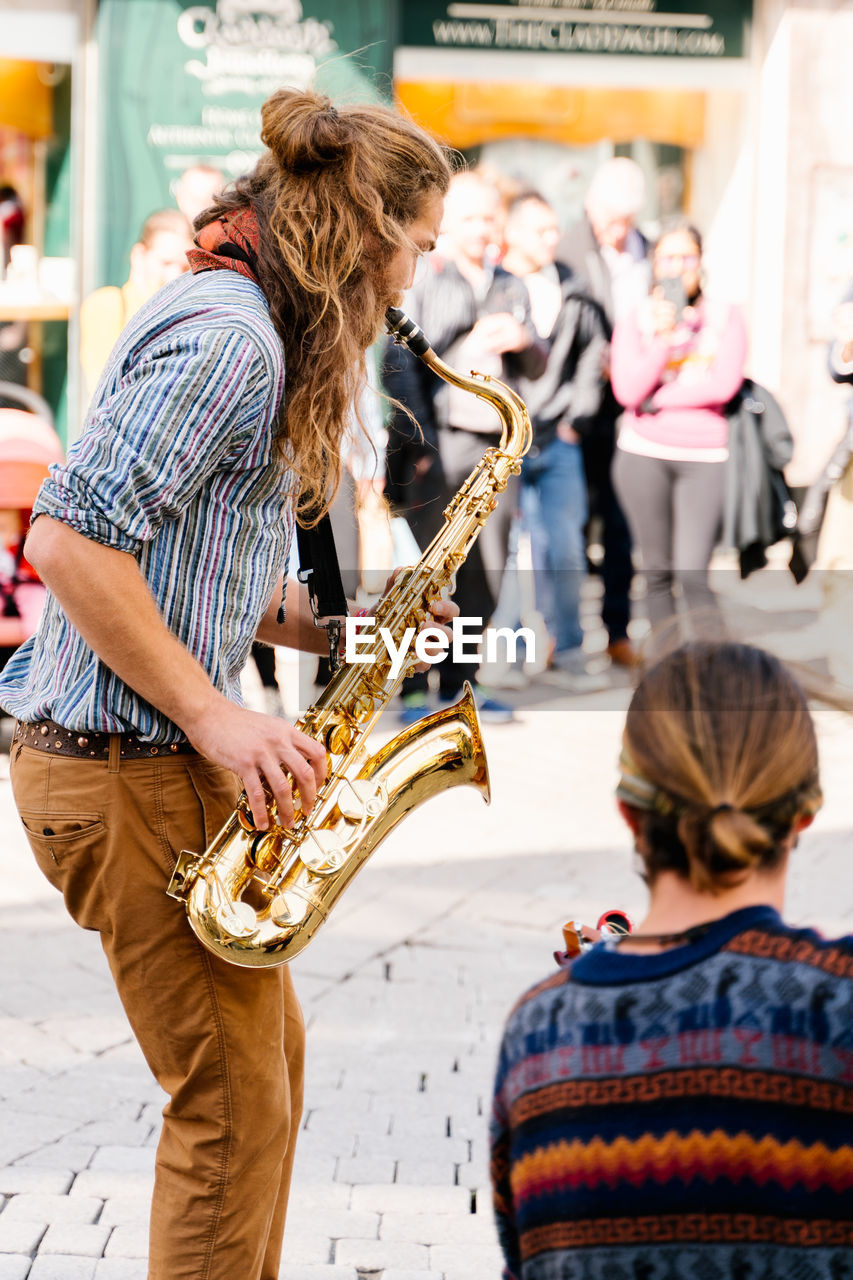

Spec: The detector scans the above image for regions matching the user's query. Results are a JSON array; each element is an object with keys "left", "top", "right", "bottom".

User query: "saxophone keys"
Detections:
[
  {"left": 270, "top": 892, "right": 308, "bottom": 927},
  {"left": 249, "top": 830, "right": 284, "bottom": 872},
  {"left": 337, "top": 779, "right": 385, "bottom": 822},
  {"left": 300, "top": 828, "right": 346, "bottom": 874},
  {"left": 326, "top": 722, "right": 353, "bottom": 755},
  {"left": 215, "top": 900, "right": 259, "bottom": 939},
  {"left": 352, "top": 694, "right": 374, "bottom": 723},
  {"left": 236, "top": 794, "right": 255, "bottom": 831}
]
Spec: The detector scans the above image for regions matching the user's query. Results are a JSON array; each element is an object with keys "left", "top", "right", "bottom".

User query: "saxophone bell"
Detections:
[{"left": 168, "top": 684, "right": 490, "bottom": 967}]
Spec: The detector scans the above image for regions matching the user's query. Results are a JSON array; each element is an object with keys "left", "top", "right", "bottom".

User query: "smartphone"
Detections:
[{"left": 659, "top": 276, "right": 687, "bottom": 314}]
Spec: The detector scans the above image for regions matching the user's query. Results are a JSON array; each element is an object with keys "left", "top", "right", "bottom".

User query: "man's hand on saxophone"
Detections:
[
  {"left": 242, "top": 574, "right": 458, "bottom": 830},
  {"left": 375, "top": 566, "right": 460, "bottom": 670},
  {"left": 413, "top": 594, "right": 459, "bottom": 666},
  {"left": 182, "top": 700, "right": 328, "bottom": 832}
]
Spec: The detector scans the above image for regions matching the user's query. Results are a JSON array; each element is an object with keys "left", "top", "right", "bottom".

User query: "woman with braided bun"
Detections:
[
  {"left": 491, "top": 641, "right": 853, "bottom": 1280},
  {"left": 0, "top": 90, "right": 451, "bottom": 1279}
]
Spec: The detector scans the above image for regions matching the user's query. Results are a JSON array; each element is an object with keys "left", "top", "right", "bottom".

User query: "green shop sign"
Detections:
[
  {"left": 400, "top": 0, "right": 752, "bottom": 59},
  {"left": 95, "top": 0, "right": 395, "bottom": 286}
]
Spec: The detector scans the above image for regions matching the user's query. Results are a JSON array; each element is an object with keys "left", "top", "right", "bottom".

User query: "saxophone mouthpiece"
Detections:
[{"left": 385, "top": 306, "right": 431, "bottom": 358}]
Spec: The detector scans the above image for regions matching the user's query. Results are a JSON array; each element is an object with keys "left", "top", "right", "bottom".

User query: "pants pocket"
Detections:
[
  {"left": 18, "top": 809, "right": 108, "bottom": 931},
  {"left": 185, "top": 761, "right": 241, "bottom": 850}
]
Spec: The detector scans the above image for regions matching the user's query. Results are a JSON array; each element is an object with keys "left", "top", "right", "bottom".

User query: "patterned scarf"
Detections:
[{"left": 186, "top": 208, "right": 262, "bottom": 285}]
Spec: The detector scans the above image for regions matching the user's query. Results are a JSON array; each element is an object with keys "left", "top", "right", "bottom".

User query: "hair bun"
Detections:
[
  {"left": 260, "top": 89, "right": 346, "bottom": 175},
  {"left": 677, "top": 803, "right": 772, "bottom": 892}
]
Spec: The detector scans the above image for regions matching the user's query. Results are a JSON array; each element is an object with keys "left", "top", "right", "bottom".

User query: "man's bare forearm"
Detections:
[{"left": 255, "top": 577, "right": 350, "bottom": 655}]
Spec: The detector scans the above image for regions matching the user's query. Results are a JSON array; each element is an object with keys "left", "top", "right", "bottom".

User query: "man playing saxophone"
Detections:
[{"left": 0, "top": 91, "right": 452, "bottom": 1280}]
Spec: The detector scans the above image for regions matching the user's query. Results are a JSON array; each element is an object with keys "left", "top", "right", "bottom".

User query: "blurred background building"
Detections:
[{"left": 0, "top": 0, "right": 850, "bottom": 480}]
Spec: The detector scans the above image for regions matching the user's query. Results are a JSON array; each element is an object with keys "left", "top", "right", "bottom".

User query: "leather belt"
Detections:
[{"left": 14, "top": 719, "right": 197, "bottom": 759}]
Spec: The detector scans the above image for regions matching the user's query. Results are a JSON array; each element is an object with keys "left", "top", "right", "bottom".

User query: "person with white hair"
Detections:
[
  {"left": 558, "top": 157, "right": 652, "bottom": 669},
  {"left": 573, "top": 157, "right": 650, "bottom": 320}
]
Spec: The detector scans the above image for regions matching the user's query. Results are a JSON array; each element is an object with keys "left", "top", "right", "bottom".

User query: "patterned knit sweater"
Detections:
[{"left": 490, "top": 906, "right": 853, "bottom": 1280}]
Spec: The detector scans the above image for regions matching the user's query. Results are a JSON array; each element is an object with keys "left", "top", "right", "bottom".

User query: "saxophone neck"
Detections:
[{"left": 385, "top": 305, "right": 532, "bottom": 462}]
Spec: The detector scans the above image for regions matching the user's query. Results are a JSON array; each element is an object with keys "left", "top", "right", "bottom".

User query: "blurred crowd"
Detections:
[
  {"left": 378, "top": 156, "right": 853, "bottom": 721},
  {"left": 379, "top": 158, "right": 792, "bottom": 722},
  {"left": 3, "top": 150, "right": 853, "bottom": 719}
]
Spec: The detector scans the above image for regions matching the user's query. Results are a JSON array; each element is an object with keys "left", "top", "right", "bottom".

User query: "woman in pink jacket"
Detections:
[{"left": 610, "top": 223, "right": 746, "bottom": 634}]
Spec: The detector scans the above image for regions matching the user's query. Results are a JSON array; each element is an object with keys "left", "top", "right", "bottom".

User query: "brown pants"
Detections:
[{"left": 10, "top": 741, "right": 304, "bottom": 1280}]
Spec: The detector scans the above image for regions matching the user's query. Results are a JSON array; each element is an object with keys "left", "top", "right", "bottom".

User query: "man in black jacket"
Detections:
[
  {"left": 558, "top": 158, "right": 651, "bottom": 667},
  {"left": 384, "top": 171, "right": 546, "bottom": 721},
  {"left": 494, "top": 192, "right": 611, "bottom": 689}
]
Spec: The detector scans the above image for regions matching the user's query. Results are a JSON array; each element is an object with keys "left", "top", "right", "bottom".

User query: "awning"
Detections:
[
  {"left": 0, "top": 60, "right": 53, "bottom": 140},
  {"left": 396, "top": 81, "right": 706, "bottom": 148}
]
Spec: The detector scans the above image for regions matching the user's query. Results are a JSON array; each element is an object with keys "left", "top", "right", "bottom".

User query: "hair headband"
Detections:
[{"left": 616, "top": 745, "right": 823, "bottom": 826}]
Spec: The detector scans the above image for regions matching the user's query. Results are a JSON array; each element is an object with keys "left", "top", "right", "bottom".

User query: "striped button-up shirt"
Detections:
[{"left": 0, "top": 270, "right": 294, "bottom": 742}]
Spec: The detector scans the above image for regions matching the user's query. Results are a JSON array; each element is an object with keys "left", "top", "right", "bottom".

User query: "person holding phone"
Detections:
[{"left": 609, "top": 223, "right": 747, "bottom": 638}]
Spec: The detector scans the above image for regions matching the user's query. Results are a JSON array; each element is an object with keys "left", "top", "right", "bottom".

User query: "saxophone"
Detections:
[{"left": 167, "top": 306, "right": 532, "bottom": 967}]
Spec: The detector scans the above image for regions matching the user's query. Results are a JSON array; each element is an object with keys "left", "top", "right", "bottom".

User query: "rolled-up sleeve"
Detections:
[{"left": 35, "top": 324, "right": 276, "bottom": 552}]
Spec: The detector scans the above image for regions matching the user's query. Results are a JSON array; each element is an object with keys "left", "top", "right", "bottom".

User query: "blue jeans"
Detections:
[{"left": 520, "top": 437, "right": 588, "bottom": 654}]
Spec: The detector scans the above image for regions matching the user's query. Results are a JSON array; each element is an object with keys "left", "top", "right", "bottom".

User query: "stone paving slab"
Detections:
[
  {"left": 92, "top": 1263, "right": 146, "bottom": 1280},
  {"left": 428, "top": 1241, "right": 505, "bottom": 1273},
  {"left": 10, "top": 1146, "right": 94, "bottom": 1172},
  {"left": 0, "top": 1225, "right": 46, "bottom": 1259},
  {"left": 0, "top": 1259, "right": 31, "bottom": 1280},
  {"left": 28, "top": 1259, "right": 97, "bottom": 1280},
  {"left": 278, "top": 1269, "right": 356, "bottom": 1280},
  {"left": 379, "top": 1209, "right": 497, "bottom": 1244},
  {"left": 333, "top": 1238, "right": 430, "bottom": 1269},
  {"left": 67, "top": 1175, "right": 152, "bottom": 1203},
  {"left": 95, "top": 1203, "right": 146, "bottom": 1230},
  {"left": 381, "top": 1273, "right": 435, "bottom": 1280},
  {"left": 277, "top": 1232, "right": 333, "bottom": 1265},
  {"left": 101, "top": 1227, "right": 146, "bottom": 1261},
  {"left": 288, "top": 1185, "right": 352, "bottom": 1214},
  {"left": 0, "top": 1175, "right": 72, "bottom": 1199},
  {"left": 2, "top": 1199, "right": 101, "bottom": 1227},
  {"left": 38, "top": 1224, "right": 111, "bottom": 1258}
]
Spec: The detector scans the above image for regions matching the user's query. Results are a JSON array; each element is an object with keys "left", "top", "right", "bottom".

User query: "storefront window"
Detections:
[{"left": 0, "top": 59, "right": 73, "bottom": 443}]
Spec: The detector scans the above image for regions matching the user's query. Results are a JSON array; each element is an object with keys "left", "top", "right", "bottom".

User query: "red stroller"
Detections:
[{"left": 0, "top": 383, "right": 65, "bottom": 667}]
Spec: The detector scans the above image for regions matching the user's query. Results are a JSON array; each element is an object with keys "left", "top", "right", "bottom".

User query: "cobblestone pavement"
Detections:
[{"left": 1, "top": 568, "right": 853, "bottom": 1279}]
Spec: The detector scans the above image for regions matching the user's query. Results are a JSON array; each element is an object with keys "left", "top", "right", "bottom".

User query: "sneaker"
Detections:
[
  {"left": 439, "top": 686, "right": 516, "bottom": 725},
  {"left": 476, "top": 694, "right": 517, "bottom": 724},
  {"left": 543, "top": 647, "right": 610, "bottom": 694},
  {"left": 398, "top": 691, "right": 430, "bottom": 727},
  {"left": 476, "top": 656, "right": 528, "bottom": 690}
]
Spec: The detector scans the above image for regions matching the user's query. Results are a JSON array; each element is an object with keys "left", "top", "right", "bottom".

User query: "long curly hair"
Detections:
[{"left": 195, "top": 89, "right": 452, "bottom": 523}]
